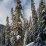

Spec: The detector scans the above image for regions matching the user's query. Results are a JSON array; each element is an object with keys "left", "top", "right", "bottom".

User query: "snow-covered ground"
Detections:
[
  {"left": 26, "top": 41, "right": 46, "bottom": 46},
  {"left": 26, "top": 42, "right": 42, "bottom": 46},
  {"left": 26, "top": 42, "right": 37, "bottom": 46}
]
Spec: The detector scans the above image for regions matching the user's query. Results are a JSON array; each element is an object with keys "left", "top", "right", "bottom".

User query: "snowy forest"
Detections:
[{"left": 0, "top": 0, "right": 46, "bottom": 46}]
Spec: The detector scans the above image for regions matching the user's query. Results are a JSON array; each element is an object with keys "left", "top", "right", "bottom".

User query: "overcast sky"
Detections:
[{"left": 0, "top": 0, "right": 41, "bottom": 25}]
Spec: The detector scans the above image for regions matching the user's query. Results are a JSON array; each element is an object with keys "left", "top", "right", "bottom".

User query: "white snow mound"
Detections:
[{"left": 26, "top": 42, "right": 37, "bottom": 46}]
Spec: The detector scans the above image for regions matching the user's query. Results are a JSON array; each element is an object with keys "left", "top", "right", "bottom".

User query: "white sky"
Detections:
[{"left": 0, "top": 0, "right": 40, "bottom": 25}]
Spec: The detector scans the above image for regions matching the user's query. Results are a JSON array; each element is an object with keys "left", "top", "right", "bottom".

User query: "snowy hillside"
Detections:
[
  {"left": 26, "top": 41, "right": 46, "bottom": 46},
  {"left": 26, "top": 42, "right": 37, "bottom": 46},
  {"left": 26, "top": 42, "right": 40, "bottom": 46}
]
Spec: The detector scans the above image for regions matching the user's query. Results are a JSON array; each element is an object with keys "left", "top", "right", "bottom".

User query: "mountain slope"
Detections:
[
  {"left": 0, "top": 24, "right": 5, "bottom": 31},
  {"left": 26, "top": 42, "right": 38, "bottom": 46}
]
